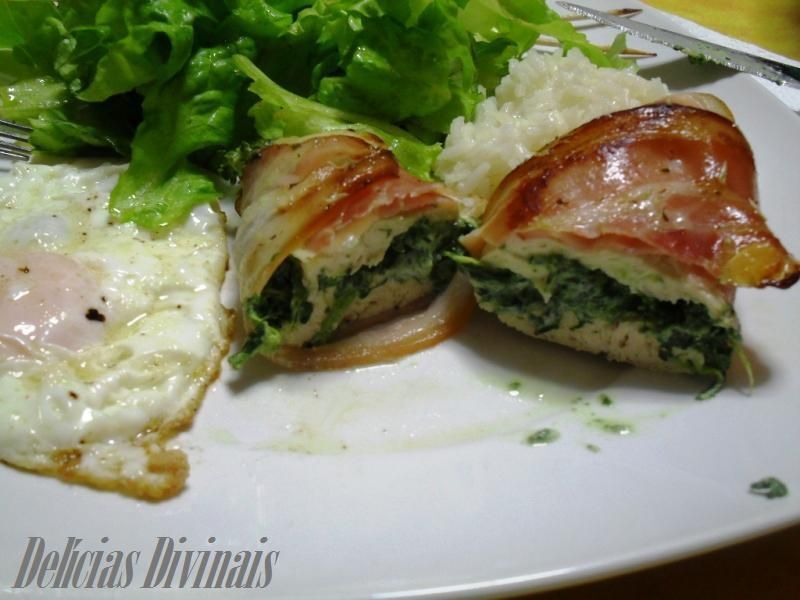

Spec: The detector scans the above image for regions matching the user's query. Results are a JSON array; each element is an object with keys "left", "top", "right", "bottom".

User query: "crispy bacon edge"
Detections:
[{"left": 463, "top": 102, "right": 799, "bottom": 290}]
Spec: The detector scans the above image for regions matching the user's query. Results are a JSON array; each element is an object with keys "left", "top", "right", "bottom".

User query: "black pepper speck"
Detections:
[{"left": 85, "top": 308, "right": 106, "bottom": 322}]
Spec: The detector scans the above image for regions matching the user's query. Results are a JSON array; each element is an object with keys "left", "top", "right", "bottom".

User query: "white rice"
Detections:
[{"left": 435, "top": 49, "right": 669, "bottom": 202}]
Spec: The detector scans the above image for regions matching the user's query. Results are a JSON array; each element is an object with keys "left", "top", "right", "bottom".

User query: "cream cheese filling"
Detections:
[{"left": 483, "top": 236, "right": 735, "bottom": 326}]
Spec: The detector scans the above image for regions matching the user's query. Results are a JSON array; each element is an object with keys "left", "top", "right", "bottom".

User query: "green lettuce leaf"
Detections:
[
  {"left": 283, "top": 0, "right": 479, "bottom": 137},
  {"left": 264, "top": 0, "right": 629, "bottom": 141},
  {"left": 109, "top": 39, "right": 256, "bottom": 229},
  {"left": 0, "top": 0, "right": 216, "bottom": 100},
  {"left": 75, "top": 0, "right": 216, "bottom": 101},
  {"left": 0, "top": 0, "right": 62, "bottom": 76},
  {"left": 0, "top": 76, "right": 68, "bottom": 120},
  {"left": 235, "top": 53, "right": 441, "bottom": 180},
  {"left": 0, "top": 76, "right": 135, "bottom": 154},
  {"left": 0, "top": 0, "right": 632, "bottom": 231},
  {"left": 460, "top": 0, "right": 631, "bottom": 79},
  {"left": 215, "top": 0, "right": 295, "bottom": 42}
]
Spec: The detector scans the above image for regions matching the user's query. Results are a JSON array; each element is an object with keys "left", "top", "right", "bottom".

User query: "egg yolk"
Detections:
[{"left": 0, "top": 252, "right": 109, "bottom": 360}]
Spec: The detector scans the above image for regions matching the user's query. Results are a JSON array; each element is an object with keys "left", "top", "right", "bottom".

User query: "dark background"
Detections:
[{"left": 513, "top": 522, "right": 800, "bottom": 599}]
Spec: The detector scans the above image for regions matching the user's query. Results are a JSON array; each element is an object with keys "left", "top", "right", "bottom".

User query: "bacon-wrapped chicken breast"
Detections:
[
  {"left": 231, "top": 132, "right": 473, "bottom": 370},
  {"left": 456, "top": 100, "right": 799, "bottom": 396}
]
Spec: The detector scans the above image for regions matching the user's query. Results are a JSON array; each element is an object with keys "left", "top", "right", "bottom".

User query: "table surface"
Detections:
[{"left": 517, "top": 522, "right": 800, "bottom": 599}]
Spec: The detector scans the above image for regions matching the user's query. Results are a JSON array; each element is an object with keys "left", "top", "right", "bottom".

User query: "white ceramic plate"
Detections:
[{"left": 2, "top": 2, "right": 800, "bottom": 597}]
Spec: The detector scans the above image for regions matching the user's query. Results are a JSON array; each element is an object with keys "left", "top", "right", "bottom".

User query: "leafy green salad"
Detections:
[{"left": 0, "top": 0, "right": 627, "bottom": 230}]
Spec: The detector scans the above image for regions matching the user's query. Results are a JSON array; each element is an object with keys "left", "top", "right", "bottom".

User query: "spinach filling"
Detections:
[
  {"left": 453, "top": 253, "right": 739, "bottom": 397},
  {"left": 229, "top": 217, "right": 470, "bottom": 368},
  {"left": 229, "top": 256, "right": 312, "bottom": 369},
  {"left": 310, "top": 218, "right": 470, "bottom": 344}
]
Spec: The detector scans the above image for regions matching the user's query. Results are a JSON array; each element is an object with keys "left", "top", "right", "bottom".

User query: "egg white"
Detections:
[{"left": 0, "top": 162, "right": 231, "bottom": 499}]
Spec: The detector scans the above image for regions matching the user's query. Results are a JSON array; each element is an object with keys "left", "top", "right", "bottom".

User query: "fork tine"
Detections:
[
  {"left": 0, "top": 140, "right": 31, "bottom": 154},
  {"left": 0, "top": 119, "right": 32, "bottom": 162},
  {"left": 535, "top": 38, "right": 657, "bottom": 57},
  {"left": 0, "top": 130, "right": 31, "bottom": 143},
  {"left": 564, "top": 7, "right": 642, "bottom": 21},
  {"left": 0, "top": 118, "right": 32, "bottom": 143},
  {"left": 0, "top": 118, "right": 32, "bottom": 132},
  {"left": 0, "top": 150, "right": 31, "bottom": 161}
]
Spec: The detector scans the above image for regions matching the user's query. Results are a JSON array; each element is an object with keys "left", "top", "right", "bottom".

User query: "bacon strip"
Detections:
[
  {"left": 463, "top": 103, "right": 799, "bottom": 289},
  {"left": 234, "top": 134, "right": 396, "bottom": 300},
  {"left": 269, "top": 274, "right": 475, "bottom": 371},
  {"left": 235, "top": 133, "right": 461, "bottom": 300}
]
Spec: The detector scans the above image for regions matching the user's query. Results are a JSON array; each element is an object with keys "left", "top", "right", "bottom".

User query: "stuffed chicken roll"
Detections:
[
  {"left": 231, "top": 132, "right": 473, "bottom": 369},
  {"left": 457, "top": 100, "right": 799, "bottom": 396}
]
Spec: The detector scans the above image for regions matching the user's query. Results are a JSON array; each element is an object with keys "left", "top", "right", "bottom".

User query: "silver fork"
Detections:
[{"left": 0, "top": 119, "right": 33, "bottom": 162}]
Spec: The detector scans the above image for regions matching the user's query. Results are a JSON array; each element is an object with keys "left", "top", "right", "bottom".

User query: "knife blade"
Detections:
[{"left": 557, "top": 2, "right": 800, "bottom": 90}]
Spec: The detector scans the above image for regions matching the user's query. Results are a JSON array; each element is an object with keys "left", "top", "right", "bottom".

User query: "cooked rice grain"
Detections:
[{"left": 435, "top": 50, "right": 668, "bottom": 201}]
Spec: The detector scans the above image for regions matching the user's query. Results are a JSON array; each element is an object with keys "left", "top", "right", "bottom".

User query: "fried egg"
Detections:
[{"left": 0, "top": 162, "right": 231, "bottom": 500}]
